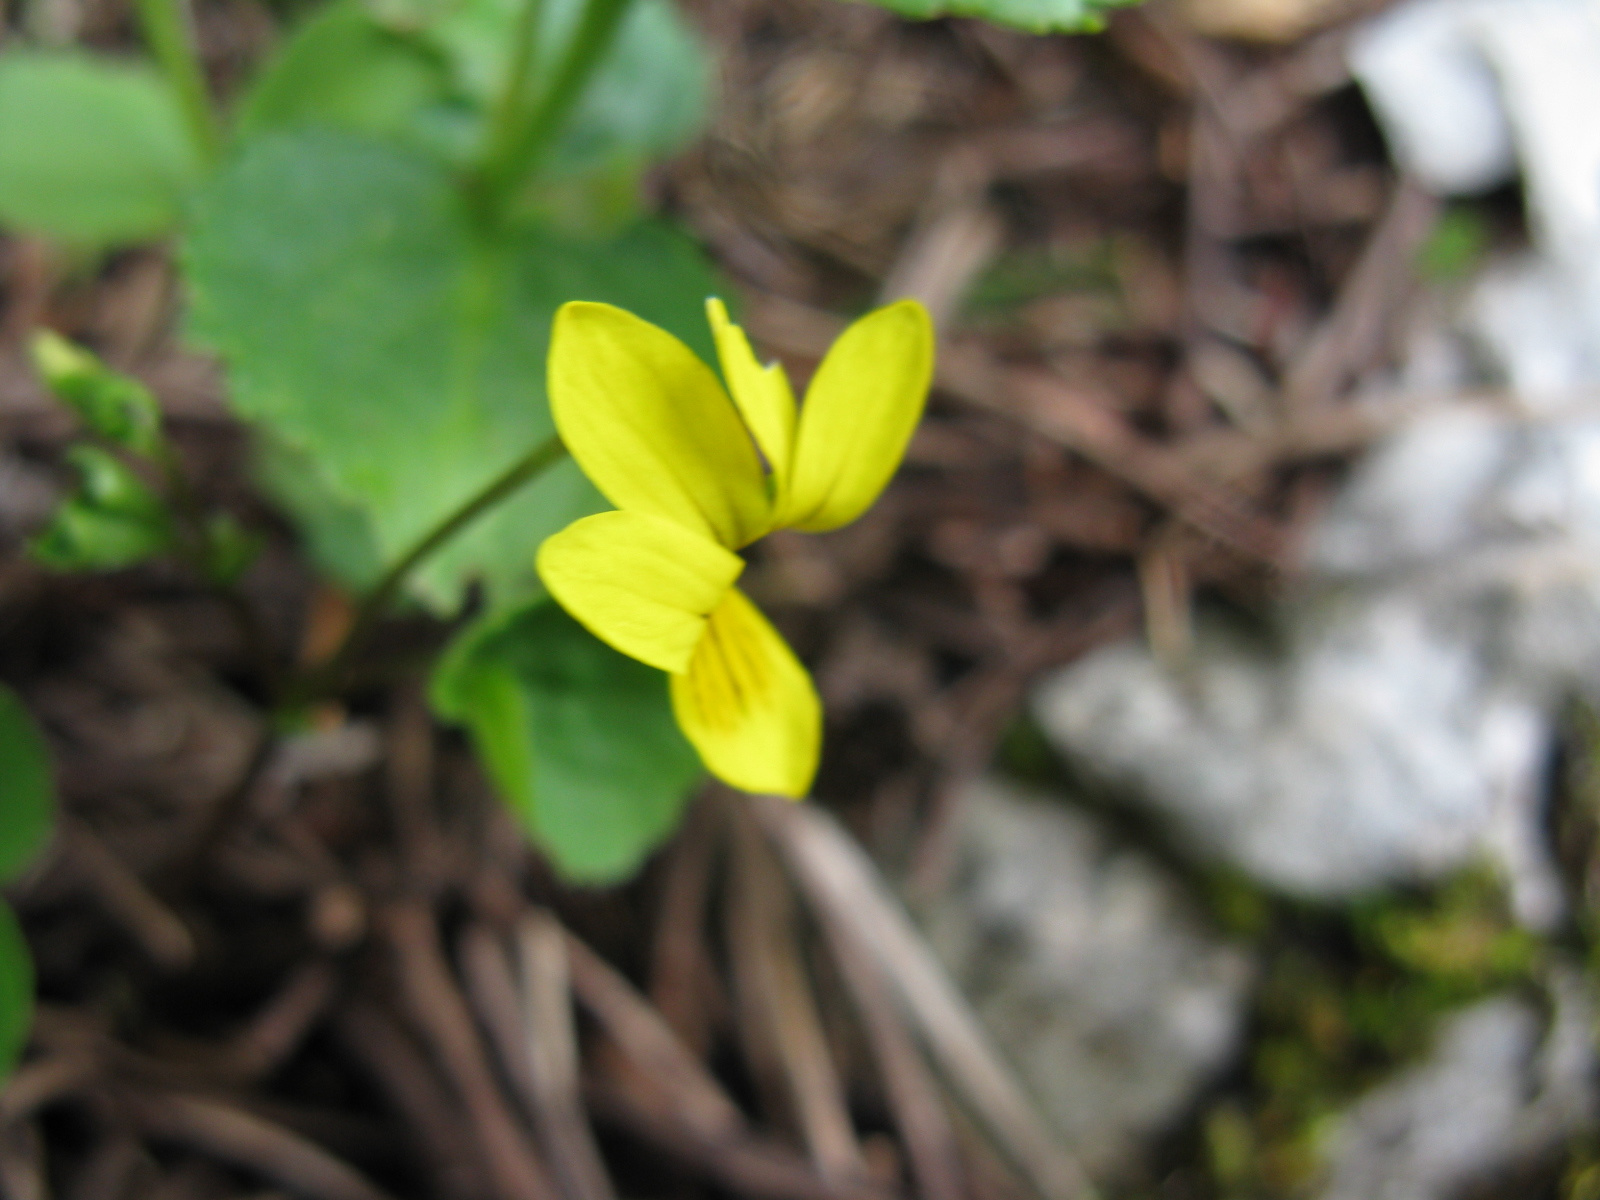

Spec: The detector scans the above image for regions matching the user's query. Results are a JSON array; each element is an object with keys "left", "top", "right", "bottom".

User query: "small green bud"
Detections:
[
  {"left": 31, "top": 330, "right": 163, "bottom": 456},
  {"left": 29, "top": 446, "right": 173, "bottom": 572}
]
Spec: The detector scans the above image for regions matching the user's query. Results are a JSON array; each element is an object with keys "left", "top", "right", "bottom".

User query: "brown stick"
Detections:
[
  {"left": 938, "top": 345, "right": 1285, "bottom": 565},
  {"left": 0, "top": 1055, "right": 97, "bottom": 1124},
  {"left": 128, "top": 1091, "right": 395, "bottom": 1200},
  {"left": 514, "top": 913, "right": 617, "bottom": 1200},
  {"left": 458, "top": 919, "right": 616, "bottom": 1200},
  {"left": 813, "top": 892, "right": 967, "bottom": 1200},
  {"left": 563, "top": 931, "right": 747, "bottom": 1142},
  {"left": 62, "top": 820, "right": 195, "bottom": 971},
  {"left": 221, "top": 960, "right": 338, "bottom": 1080},
  {"left": 384, "top": 684, "right": 446, "bottom": 890},
  {"left": 566, "top": 931, "right": 893, "bottom": 1199},
  {"left": 585, "top": 1081, "right": 886, "bottom": 1200},
  {"left": 726, "top": 809, "right": 866, "bottom": 1183},
  {"left": 1282, "top": 179, "right": 1440, "bottom": 415},
  {"left": 0, "top": 1119, "right": 48, "bottom": 1200},
  {"left": 649, "top": 799, "right": 724, "bottom": 1055},
  {"left": 381, "top": 901, "right": 558, "bottom": 1200},
  {"left": 62, "top": 1134, "right": 145, "bottom": 1200},
  {"left": 751, "top": 798, "right": 1092, "bottom": 1200},
  {"left": 333, "top": 1001, "right": 490, "bottom": 1200}
]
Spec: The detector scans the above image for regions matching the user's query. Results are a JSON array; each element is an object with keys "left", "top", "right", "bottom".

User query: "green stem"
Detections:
[
  {"left": 475, "top": 0, "right": 545, "bottom": 191},
  {"left": 474, "top": 0, "right": 633, "bottom": 221},
  {"left": 135, "top": 0, "right": 221, "bottom": 164},
  {"left": 293, "top": 432, "right": 568, "bottom": 700}
]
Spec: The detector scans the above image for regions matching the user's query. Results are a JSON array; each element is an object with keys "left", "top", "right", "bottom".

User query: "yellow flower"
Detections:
[{"left": 535, "top": 296, "right": 934, "bottom": 798}]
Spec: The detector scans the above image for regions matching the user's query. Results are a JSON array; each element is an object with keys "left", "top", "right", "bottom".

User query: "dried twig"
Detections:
[
  {"left": 1283, "top": 179, "right": 1440, "bottom": 415},
  {"left": 1137, "top": 523, "right": 1195, "bottom": 671},
  {"left": 458, "top": 918, "right": 615, "bottom": 1200},
  {"left": 752, "top": 798, "right": 1092, "bottom": 1200},
  {"left": 563, "top": 931, "right": 746, "bottom": 1141},
  {"left": 220, "top": 960, "right": 339, "bottom": 1081},
  {"left": 0, "top": 1120, "right": 48, "bottom": 1200},
  {"left": 584, "top": 1082, "right": 886, "bottom": 1200},
  {"left": 62, "top": 1134, "right": 146, "bottom": 1200},
  {"left": 938, "top": 344, "right": 1285, "bottom": 565},
  {"left": 384, "top": 687, "right": 441, "bottom": 884},
  {"left": 0, "top": 1054, "right": 97, "bottom": 1125},
  {"left": 812, "top": 888, "right": 967, "bottom": 1200},
  {"left": 334, "top": 1000, "right": 490, "bottom": 1200},
  {"left": 727, "top": 809, "right": 866, "bottom": 1183},
  {"left": 128, "top": 1091, "right": 395, "bottom": 1200},
  {"left": 649, "top": 799, "right": 725, "bottom": 1054},
  {"left": 514, "top": 913, "right": 617, "bottom": 1200},
  {"left": 62, "top": 819, "right": 195, "bottom": 971},
  {"left": 567, "top": 930, "right": 890, "bottom": 1200},
  {"left": 381, "top": 901, "right": 559, "bottom": 1200}
]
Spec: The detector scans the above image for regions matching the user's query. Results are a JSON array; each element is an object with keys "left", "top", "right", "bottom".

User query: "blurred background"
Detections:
[{"left": 3, "top": 0, "right": 1600, "bottom": 1196}]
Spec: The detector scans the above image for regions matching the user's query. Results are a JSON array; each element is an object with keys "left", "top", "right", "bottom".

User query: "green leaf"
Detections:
[
  {"left": 235, "top": 0, "right": 464, "bottom": 155},
  {"left": 31, "top": 330, "right": 164, "bottom": 455},
  {"left": 0, "top": 685, "right": 53, "bottom": 884},
  {"left": 422, "top": 0, "right": 708, "bottom": 179},
  {"left": 0, "top": 50, "right": 202, "bottom": 246},
  {"left": 0, "top": 903, "right": 33, "bottom": 1080},
  {"left": 432, "top": 601, "right": 702, "bottom": 882},
  {"left": 549, "top": 0, "right": 708, "bottom": 177},
  {"left": 30, "top": 445, "right": 174, "bottom": 572},
  {"left": 184, "top": 130, "right": 722, "bottom": 612},
  {"left": 858, "top": 0, "right": 1139, "bottom": 32}
]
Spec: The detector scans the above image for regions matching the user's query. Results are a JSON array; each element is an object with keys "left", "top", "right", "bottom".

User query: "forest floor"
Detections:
[{"left": 3, "top": 1, "right": 1590, "bottom": 1198}]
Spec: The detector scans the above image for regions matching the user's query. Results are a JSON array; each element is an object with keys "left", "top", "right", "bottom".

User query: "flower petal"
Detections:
[
  {"left": 706, "top": 297, "right": 796, "bottom": 494},
  {"left": 537, "top": 510, "right": 743, "bottom": 674},
  {"left": 549, "top": 302, "right": 770, "bottom": 547},
  {"left": 670, "top": 588, "right": 820, "bottom": 798},
  {"left": 783, "top": 299, "right": 934, "bottom": 532}
]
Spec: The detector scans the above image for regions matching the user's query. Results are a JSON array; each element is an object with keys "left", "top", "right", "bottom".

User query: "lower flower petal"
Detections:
[
  {"left": 670, "top": 588, "right": 820, "bottom": 798},
  {"left": 537, "top": 510, "right": 743, "bottom": 674}
]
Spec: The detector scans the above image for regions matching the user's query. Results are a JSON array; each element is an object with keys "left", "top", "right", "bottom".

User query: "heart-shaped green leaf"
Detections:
[
  {"left": 859, "top": 0, "right": 1137, "bottom": 32},
  {"left": 432, "top": 600, "right": 702, "bottom": 882},
  {"left": 184, "top": 129, "right": 722, "bottom": 612},
  {"left": 0, "top": 50, "right": 202, "bottom": 246},
  {"left": 234, "top": 0, "right": 464, "bottom": 157}
]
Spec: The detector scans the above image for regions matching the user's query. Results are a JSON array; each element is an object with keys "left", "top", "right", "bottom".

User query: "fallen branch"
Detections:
[{"left": 751, "top": 797, "right": 1094, "bottom": 1200}]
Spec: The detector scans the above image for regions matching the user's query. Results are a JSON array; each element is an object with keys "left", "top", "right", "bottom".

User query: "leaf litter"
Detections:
[{"left": 0, "top": 0, "right": 1584, "bottom": 1197}]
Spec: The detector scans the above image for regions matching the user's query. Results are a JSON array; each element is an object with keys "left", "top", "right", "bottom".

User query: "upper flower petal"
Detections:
[
  {"left": 537, "top": 510, "right": 743, "bottom": 674},
  {"left": 781, "top": 299, "right": 934, "bottom": 533},
  {"left": 548, "top": 302, "right": 771, "bottom": 548},
  {"left": 706, "top": 298, "right": 797, "bottom": 496},
  {"left": 669, "top": 587, "right": 820, "bottom": 798}
]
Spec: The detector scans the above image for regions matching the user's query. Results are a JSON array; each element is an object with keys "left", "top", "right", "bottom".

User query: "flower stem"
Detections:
[
  {"left": 134, "top": 0, "right": 221, "bottom": 164},
  {"left": 475, "top": 0, "right": 545, "bottom": 192},
  {"left": 473, "top": 0, "right": 633, "bottom": 222},
  {"left": 292, "top": 432, "right": 568, "bottom": 701}
]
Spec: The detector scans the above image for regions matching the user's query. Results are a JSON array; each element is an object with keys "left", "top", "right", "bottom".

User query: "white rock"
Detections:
[
  {"left": 1349, "top": 0, "right": 1516, "bottom": 194},
  {"left": 1034, "top": 596, "right": 1551, "bottom": 912},
  {"left": 919, "top": 778, "right": 1253, "bottom": 1174},
  {"left": 1318, "top": 971, "right": 1598, "bottom": 1200},
  {"left": 1033, "top": 404, "right": 1600, "bottom": 922},
  {"left": 1352, "top": 0, "right": 1600, "bottom": 396}
]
